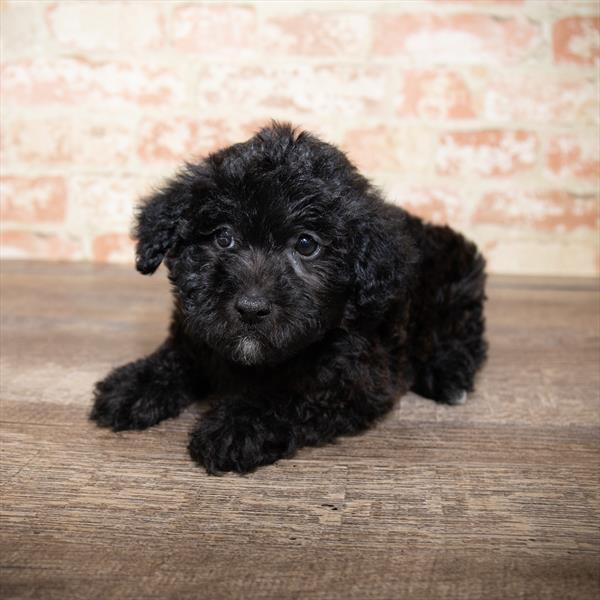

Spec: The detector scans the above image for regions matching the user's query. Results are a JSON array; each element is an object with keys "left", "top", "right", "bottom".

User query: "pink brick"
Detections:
[
  {"left": 546, "top": 134, "right": 600, "bottom": 179},
  {"left": 0, "top": 1, "right": 45, "bottom": 58},
  {"left": 483, "top": 75, "right": 598, "bottom": 123},
  {"left": 388, "top": 186, "right": 468, "bottom": 226},
  {"left": 1, "top": 58, "right": 184, "bottom": 107},
  {"left": 0, "top": 123, "right": 7, "bottom": 166},
  {"left": 92, "top": 233, "right": 135, "bottom": 263},
  {"left": 342, "top": 126, "right": 435, "bottom": 173},
  {"left": 436, "top": 130, "right": 538, "bottom": 177},
  {"left": 0, "top": 176, "right": 67, "bottom": 223},
  {"left": 553, "top": 17, "right": 600, "bottom": 65},
  {"left": 262, "top": 12, "right": 370, "bottom": 56},
  {"left": 3, "top": 118, "right": 71, "bottom": 165},
  {"left": 3, "top": 117, "right": 134, "bottom": 166},
  {"left": 397, "top": 70, "right": 476, "bottom": 119},
  {"left": 138, "top": 118, "right": 242, "bottom": 163},
  {"left": 197, "top": 65, "right": 387, "bottom": 117},
  {"left": 45, "top": 1, "right": 166, "bottom": 51},
  {"left": 71, "top": 176, "right": 139, "bottom": 232},
  {"left": 74, "top": 121, "right": 135, "bottom": 167},
  {"left": 482, "top": 237, "right": 598, "bottom": 277},
  {"left": 172, "top": 4, "right": 256, "bottom": 55},
  {"left": 0, "top": 230, "right": 81, "bottom": 260},
  {"left": 473, "top": 191, "right": 599, "bottom": 232},
  {"left": 372, "top": 14, "right": 541, "bottom": 64},
  {"left": 342, "top": 126, "right": 402, "bottom": 172}
]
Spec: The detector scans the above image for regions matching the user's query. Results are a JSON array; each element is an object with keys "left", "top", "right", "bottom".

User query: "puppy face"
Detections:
[
  {"left": 170, "top": 169, "right": 351, "bottom": 365},
  {"left": 135, "top": 124, "right": 411, "bottom": 365}
]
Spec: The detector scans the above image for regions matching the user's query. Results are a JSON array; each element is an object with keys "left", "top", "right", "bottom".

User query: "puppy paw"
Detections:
[
  {"left": 188, "top": 405, "right": 294, "bottom": 474},
  {"left": 91, "top": 360, "right": 186, "bottom": 431}
]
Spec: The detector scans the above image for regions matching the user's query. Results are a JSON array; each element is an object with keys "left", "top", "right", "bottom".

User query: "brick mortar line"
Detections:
[{"left": 4, "top": 51, "right": 598, "bottom": 68}]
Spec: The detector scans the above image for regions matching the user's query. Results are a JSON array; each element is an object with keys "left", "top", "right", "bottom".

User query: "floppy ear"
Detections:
[
  {"left": 352, "top": 208, "right": 418, "bottom": 318},
  {"left": 134, "top": 175, "right": 193, "bottom": 275}
]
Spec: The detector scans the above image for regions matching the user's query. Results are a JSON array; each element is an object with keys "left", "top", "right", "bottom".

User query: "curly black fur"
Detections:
[{"left": 91, "top": 123, "right": 487, "bottom": 474}]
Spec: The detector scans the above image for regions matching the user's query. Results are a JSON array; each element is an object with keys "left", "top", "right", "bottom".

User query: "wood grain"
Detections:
[{"left": 1, "top": 261, "right": 599, "bottom": 600}]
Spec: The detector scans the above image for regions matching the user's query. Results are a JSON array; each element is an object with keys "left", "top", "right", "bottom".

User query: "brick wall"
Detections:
[{"left": 1, "top": 0, "right": 598, "bottom": 276}]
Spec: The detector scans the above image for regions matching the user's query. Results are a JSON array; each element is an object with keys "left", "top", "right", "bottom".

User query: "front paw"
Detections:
[
  {"left": 188, "top": 405, "right": 294, "bottom": 474},
  {"left": 91, "top": 361, "right": 181, "bottom": 431}
]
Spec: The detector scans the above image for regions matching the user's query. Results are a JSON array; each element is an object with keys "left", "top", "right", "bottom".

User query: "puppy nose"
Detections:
[{"left": 235, "top": 294, "right": 271, "bottom": 322}]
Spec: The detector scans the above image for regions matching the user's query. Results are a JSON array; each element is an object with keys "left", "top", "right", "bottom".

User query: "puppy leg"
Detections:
[
  {"left": 408, "top": 219, "right": 487, "bottom": 404},
  {"left": 189, "top": 352, "right": 397, "bottom": 474},
  {"left": 188, "top": 397, "right": 298, "bottom": 474},
  {"left": 411, "top": 339, "right": 482, "bottom": 405},
  {"left": 91, "top": 339, "right": 198, "bottom": 431}
]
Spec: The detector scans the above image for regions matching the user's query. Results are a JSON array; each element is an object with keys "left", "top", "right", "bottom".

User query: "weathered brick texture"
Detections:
[{"left": 1, "top": 0, "right": 598, "bottom": 276}]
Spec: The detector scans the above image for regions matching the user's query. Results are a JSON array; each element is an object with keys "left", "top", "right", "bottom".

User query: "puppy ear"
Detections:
[
  {"left": 134, "top": 175, "right": 192, "bottom": 275},
  {"left": 352, "top": 208, "right": 417, "bottom": 317}
]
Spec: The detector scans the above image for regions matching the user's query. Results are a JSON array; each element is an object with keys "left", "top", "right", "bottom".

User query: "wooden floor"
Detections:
[{"left": 1, "top": 261, "right": 599, "bottom": 600}]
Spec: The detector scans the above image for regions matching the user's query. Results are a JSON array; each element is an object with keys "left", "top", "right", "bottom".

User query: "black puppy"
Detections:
[{"left": 91, "top": 123, "right": 487, "bottom": 474}]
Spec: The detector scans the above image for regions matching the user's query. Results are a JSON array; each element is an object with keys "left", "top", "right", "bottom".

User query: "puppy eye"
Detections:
[
  {"left": 214, "top": 227, "right": 235, "bottom": 249},
  {"left": 294, "top": 234, "right": 320, "bottom": 258}
]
